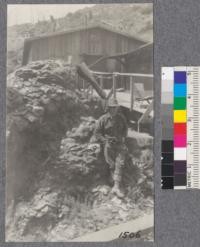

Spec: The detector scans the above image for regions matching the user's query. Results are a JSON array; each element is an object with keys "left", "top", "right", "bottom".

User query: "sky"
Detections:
[{"left": 7, "top": 4, "right": 95, "bottom": 26}]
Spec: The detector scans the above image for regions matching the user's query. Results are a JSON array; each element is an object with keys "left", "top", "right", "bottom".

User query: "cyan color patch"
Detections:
[{"left": 174, "top": 84, "right": 186, "bottom": 97}]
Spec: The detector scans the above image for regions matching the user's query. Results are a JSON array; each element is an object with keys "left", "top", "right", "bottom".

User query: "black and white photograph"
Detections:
[{"left": 6, "top": 3, "right": 154, "bottom": 242}]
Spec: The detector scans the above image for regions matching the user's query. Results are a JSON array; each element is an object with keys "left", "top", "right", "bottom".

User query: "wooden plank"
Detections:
[
  {"left": 92, "top": 71, "right": 153, "bottom": 78},
  {"left": 88, "top": 56, "right": 105, "bottom": 69},
  {"left": 72, "top": 213, "right": 153, "bottom": 242},
  {"left": 92, "top": 90, "right": 153, "bottom": 116}
]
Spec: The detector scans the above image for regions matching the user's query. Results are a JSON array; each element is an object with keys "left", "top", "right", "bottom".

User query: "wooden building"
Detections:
[
  {"left": 107, "top": 42, "right": 153, "bottom": 73},
  {"left": 22, "top": 22, "right": 146, "bottom": 72}
]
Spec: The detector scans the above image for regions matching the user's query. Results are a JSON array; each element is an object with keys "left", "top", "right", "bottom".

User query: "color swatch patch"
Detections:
[
  {"left": 173, "top": 70, "right": 187, "bottom": 189},
  {"left": 161, "top": 67, "right": 200, "bottom": 190},
  {"left": 174, "top": 110, "right": 186, "bottom": 123},
  {"left": 161, "top": 67, "right": 174, "bottom": 189}
]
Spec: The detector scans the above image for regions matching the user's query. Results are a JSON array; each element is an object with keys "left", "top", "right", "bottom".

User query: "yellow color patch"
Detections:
[{"left": 174, "top": 110, "right": 187, "bottom": 123}]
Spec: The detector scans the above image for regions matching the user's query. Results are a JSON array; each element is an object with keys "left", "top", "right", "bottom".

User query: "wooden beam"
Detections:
[
  {"left": 77, "top": 62, "right": 107, "bottom": 99},
  {"left": 88, "top": 56, "right": 106, "bottom": 69},
  {"left": 92, "top": 71, "right": 153, "bottom": 78}
]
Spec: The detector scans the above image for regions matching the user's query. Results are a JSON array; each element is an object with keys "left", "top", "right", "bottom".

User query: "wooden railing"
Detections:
[
  {"left": 91, "top": 71, "right": 153, "bottom": 111},
  {"left": 79, "top": 70, "right": 154, "bottom": 132}
]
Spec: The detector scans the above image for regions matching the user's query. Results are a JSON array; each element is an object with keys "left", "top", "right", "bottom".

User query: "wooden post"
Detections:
[
  {"left": 113, "top": 74, "right": 117, "bottom": 100},
  {"left": 130, "top": 76, "right": 134, "bottom": 111}
]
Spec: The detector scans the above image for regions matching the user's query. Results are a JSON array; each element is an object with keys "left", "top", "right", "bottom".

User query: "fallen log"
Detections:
[{"left": 76, "top": 62, "right": 107, "bottom": 100}]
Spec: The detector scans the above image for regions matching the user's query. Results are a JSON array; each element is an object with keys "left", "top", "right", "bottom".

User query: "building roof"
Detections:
[{"left": 25, "top": 22, "right": 148, "bottom": 44}]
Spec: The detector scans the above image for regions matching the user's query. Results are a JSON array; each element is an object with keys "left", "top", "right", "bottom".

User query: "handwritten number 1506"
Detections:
[{"left": 119, "top": 231, "right": 141, "bottom": 239}]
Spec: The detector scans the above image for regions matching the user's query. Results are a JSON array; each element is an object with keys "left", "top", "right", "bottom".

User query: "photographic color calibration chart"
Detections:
[{"left": 161, "top": 67, "right": 200, "bottom": 190}]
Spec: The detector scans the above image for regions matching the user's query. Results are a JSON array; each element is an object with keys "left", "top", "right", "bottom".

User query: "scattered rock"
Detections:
[{"left": 92, "top": 185, "right": 111, "bottom": 195}]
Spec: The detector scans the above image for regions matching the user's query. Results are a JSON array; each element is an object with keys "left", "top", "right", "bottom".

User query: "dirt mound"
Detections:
[
  {"left": 6, "top": 60, "right": 153, "bottom": 241},
  {"left": 6, "top": 60, "right": 103, "bottom": 204}
]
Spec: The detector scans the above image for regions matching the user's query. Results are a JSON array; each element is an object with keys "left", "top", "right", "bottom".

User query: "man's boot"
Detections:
[{"left": 111, "top": 181, "right": 124, "bottom": 198}]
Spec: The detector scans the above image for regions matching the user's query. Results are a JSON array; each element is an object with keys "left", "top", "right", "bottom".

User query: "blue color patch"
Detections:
[
  {"left": 174, "top": 84, "right": 186, "bottom": 97},
  {"left": 174, "top": 71, "right": 186, "bottom": 84}
]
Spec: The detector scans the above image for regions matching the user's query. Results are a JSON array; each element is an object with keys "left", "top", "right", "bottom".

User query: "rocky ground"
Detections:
[{"left": 6, "top": 60, "right": 153, "bottom": 241}]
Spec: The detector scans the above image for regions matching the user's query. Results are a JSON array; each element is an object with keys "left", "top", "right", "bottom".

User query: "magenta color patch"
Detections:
[{"left": 174, "top": 135, "right": 186, "bottom": 147}]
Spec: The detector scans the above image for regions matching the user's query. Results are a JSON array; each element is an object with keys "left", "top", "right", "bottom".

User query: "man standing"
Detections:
[{"left": 94, "top": 97, "right": 128, "bottom": 198}]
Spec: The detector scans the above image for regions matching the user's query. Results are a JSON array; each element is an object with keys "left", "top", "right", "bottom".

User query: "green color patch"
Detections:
[{"left": 174, "top": 97, "right": 186, "bottom": 109}]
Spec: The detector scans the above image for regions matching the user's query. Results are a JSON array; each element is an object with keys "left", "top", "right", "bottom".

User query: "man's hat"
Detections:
[{"left": 107, "top": 97, "right": 119, "bottom": 107}]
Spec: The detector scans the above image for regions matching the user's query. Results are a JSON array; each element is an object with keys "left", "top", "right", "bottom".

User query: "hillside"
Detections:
[{"left": 7, "top": 4, "right": 153, "bottom": 73}]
